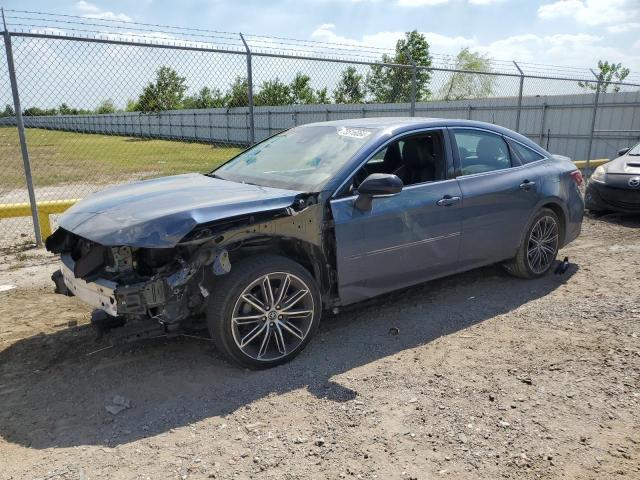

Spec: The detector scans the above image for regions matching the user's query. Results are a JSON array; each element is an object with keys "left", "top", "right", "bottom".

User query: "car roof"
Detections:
[
  {"left": 302, "top": 116, "right": 494, "bottom": 130},
  {"left": 300, "top": 116, "right": 545, "bottom": 153}
]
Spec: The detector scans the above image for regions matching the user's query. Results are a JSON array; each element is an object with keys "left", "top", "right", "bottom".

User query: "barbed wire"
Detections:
[{"left": 2, "top": 8, "right": 639, "bottom": 82}]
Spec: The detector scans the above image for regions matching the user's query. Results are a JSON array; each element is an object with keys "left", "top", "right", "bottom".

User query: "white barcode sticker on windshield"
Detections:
[{"left": 337, "top": 127, "right": 372, "bottom": 139}]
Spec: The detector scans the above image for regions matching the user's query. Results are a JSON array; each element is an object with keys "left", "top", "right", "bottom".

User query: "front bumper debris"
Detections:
[
  {"left": 60, "top": 254, "right": 119, "bottom": 316},
  {"left": 53, "top": 244, "right": 228, "bottom": 324},
  {"left": 56, "top": 253, "right": 171, "bottom": 318}
]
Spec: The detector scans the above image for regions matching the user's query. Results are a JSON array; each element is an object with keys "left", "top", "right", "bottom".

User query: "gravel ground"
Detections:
[{"left": 0, "top": 214, "right": 638, "bottom": 480}]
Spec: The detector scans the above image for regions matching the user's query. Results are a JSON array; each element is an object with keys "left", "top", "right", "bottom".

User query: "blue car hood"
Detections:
[{"left": 58, "top": 173, "right": 304, "bottom": 247}]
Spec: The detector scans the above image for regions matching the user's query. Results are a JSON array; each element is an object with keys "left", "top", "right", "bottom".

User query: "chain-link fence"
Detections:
[{"left": 1, "top": 10, "right": 639, "bottom": 247}]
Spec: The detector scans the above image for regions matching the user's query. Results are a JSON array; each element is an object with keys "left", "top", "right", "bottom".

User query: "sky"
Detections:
[
  {"left": 2, "top": 0, "right": 639, "bottom": 74},
  {"left": 1, "top": 0, "right": 639, "bottom": 109}
]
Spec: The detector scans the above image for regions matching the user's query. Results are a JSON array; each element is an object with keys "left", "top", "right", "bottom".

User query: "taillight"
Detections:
[{"left": 569, "top": 170, "right": 583, "bottom": 186}]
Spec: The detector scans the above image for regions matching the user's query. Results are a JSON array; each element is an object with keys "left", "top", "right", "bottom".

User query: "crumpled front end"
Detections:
[
  {"left": 47, "top": 227, "right": 230, "bottom": 335},
  {"left": 45, "top": 186, "right": 330, "bottom": 340}
]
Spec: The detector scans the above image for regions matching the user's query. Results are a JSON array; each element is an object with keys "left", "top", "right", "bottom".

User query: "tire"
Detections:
[
  {"left": 503, "top": 208, "right": 561, "bottom": 279},
  {"left": 207, "top": 254, "right": 321, "bottom": 369}
]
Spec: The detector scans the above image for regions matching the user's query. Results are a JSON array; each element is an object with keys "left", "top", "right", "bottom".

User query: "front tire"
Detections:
[
  {"left": 503, "top": 208, "right": 560, "bottom": 279},
  {"left": 207, "top": 254, "right": 321, "bottom": 369}
]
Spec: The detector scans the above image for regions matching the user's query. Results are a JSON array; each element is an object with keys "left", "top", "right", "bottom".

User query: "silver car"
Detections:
[{"left": 585, "top": 143, "right": 640, "bottom": 213}]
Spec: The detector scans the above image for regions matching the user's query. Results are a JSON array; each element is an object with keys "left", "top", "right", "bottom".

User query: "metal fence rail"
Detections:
[{"left": 1, "top": 11, "right": 639, "bottom": 247}]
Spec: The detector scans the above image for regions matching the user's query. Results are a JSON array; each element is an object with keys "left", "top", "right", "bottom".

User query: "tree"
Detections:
[
  {"left": 579, "top": 60, "right": 630, "bottom": 93},
  {"left": 135, "top": 66, "right": 188, "bottom": 112},
  {"left": 226, "top": 76, "right": 249, "bottom": 108},
  {"left": 95, "top": 99, "right": 116, "bottom": 114},
  {"left": 290, "top": 73, "right": 315, "bottom": 104},
  {"left": 1, "top": 104, "right": 14, "bottom": 117},
  {"left": 125, "top": 99, "right": 138, "bottom": 112},
  {"left": 440, "top": 48, "right": 496, "bottom": 100},
  {"left": 255, "top": 78, "right": 291, "bottom": 106},
  {"left": 183, "top": 87, "right": 226, "bottom": 109},
  {"left": 23, "top": 106, "right": 58, "bottom": 116},
  {"left": 367, "top": 30, "right": 432, "bottom": 103},
  {"left": 334, "top": 66, "right": 366, "bottom": 104},
  {"left": 316, "top": 87, "right": 330, "bottom": 104},
  {"left": 59, "top": 103, "right": 79, "bottom": 115}
]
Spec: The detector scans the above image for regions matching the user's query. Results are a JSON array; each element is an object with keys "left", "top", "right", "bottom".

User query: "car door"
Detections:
[
  {"left": 449, "top": 127, "right": 545, "bottom": 267},
  {"left": 330, "top": 129, "right": 463, "bottom": 305}
]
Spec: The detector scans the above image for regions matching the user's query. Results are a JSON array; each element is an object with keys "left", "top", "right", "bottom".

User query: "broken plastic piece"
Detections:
[{"left": 213, "top": 249, "right": 231, "bottom": 275}]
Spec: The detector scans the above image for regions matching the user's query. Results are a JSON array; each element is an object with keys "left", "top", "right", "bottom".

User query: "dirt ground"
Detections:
[{"left": 0, "top": 214, "right": 638, "bottom": 480}]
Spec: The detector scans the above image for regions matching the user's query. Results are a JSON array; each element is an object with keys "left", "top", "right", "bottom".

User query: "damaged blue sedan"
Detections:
[{"left": 46, "top": 118, "right": 584, "bottom": 368}]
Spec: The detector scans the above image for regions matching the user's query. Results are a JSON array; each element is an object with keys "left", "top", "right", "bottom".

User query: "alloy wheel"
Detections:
[
  {"left": 230, "top": 272, "right": 315, "bottom": 362},
  {"left": 527, "top": 215, "right": 559, "bottom": 274}
]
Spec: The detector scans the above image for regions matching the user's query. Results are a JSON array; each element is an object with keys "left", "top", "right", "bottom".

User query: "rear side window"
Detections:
[
  {"left": 452, "top": 129, "right": 512, "bottom": 176},
  {"left": 510, "top": 141, "right": 545, "bottom": 164}
]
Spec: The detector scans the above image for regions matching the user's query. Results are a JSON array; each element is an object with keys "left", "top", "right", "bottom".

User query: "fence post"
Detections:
[
  {"left": 539, "top": 103, "right": 547, "bottom": 146},
  {"left": 2, "top": 10, "right": 42, "bottom": 246},
  {"left": 586, "top": 69, "right": 601, "bottom": 168},
  {"left": 267, "top": 110, "right": 271, "bottom": 136},
  {"left": 225, "top": 108, "right": 230, "bottom": 143},
  {"left": 513, "top": 61, "right": 524, "bottom": 133},
  {"left": 410, "top": 64, "right": 417, "bottom": 117},
  {"left": 403, "top": 48, "right": 417, "bottom": 117},
  {"left": 209, "top": 111, "right": 213, "bottom": 143},
  {"left": 239, "top": 33, "right": 255, "bottom": 144}
]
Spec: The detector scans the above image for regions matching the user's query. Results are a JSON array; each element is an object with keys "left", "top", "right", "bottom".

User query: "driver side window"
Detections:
[{"left": 347, "top": 130, "right": 447, "bottom": 194}]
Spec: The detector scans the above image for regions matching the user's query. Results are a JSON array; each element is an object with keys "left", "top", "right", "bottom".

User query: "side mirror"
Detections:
[
  {"left": 354, "top": 173, "right": 403, "bottom": 210},
  {"left": 617, "top": 147, "right": 630, "bottom": 157}
]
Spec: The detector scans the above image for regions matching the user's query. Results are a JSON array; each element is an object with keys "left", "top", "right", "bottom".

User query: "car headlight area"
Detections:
[{"left": 590, "top": 165, "right": 607, "bottom": 183}]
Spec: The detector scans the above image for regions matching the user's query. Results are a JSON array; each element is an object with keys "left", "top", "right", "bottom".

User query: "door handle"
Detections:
[
  {"left": 519, "top": 180, "right": 536, "bottom": 190},
  {"left": 436, "top": 195, "right": 461, "bottom": 207}
]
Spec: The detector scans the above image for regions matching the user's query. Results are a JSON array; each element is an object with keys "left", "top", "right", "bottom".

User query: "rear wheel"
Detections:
[
  {"left": 207, "top": 255, "right": 321, "bottom": 369},
  {"left": 504, "top": 208, "right": 560, "bottom": 279}
]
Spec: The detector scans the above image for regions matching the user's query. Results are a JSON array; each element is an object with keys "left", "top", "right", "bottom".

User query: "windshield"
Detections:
[
  {"left": 629, "top": 143, "right": 640, "bottom": 155},
  {"left": 213, "top": 125, "right": 377, "bottom": 190}
]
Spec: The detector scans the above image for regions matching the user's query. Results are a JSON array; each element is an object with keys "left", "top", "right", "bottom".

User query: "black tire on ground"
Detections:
[
  {"left": 206, "top": 254, "right": 321, "bottom": 369},
  {"left": 503, "top": 208, "right": 561, "bottom": 279}
]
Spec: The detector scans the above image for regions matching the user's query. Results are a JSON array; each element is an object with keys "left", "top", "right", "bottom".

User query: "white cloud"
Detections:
[
  {"left": 76, "top": 1, "right": 100, "bottom": 14},
  {"left": 350, "top": 0, "right": 505, "bottom": 5},
  {"left": 311, "top": 24, "right": 476, "bottom": 56},
  {"left": 397, "top": 0, "right": 451, "bottom": 5},
  {"left": 76, "top": 1, "right": 132, "bottom": 22},
  {"left": 473, "top": 33, "right": 640, "bottom": 73},
  {"left": 422, "top": 32, "right": 478, "bottom": 53},
  {"left": 311, "top": 25, "right": 640, "bottom": 74},
  {"left": 468, "top": 0, "right": 505, "bottom": 4},
  {"left": 84, "top": 12, "right": 133, "bottom": 22},
  {"left": 538, "top": 0, "right": 638, "bottom": 27},
  {"left": 607, "top": 22, "right": 640, "bottom": 33}
]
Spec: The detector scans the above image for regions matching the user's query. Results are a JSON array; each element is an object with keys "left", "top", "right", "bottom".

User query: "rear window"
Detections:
[
  {"left": 510, "top": 141, "right": 545, "bottom": 164},
  {"left": 452, "top": 129, "right": 513, "bottom": 176}
]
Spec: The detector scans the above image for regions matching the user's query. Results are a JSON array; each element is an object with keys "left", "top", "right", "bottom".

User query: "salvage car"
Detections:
[
  {"left": 585, "top": 143, "right": 640, "bottom": 213},
  {"left": 46, "top": 118, "right": 584, "bottom": 368}
]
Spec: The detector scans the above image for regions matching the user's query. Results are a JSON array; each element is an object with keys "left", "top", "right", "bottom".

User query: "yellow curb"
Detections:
[
  {"left": 0, "top": 199, "right": 79, "bottom": 239},
  {"left": 573, "top": 159, "right": 609, "bottom": 169}
]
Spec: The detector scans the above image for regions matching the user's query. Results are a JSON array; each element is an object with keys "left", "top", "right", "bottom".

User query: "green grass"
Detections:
[{"left": 0, "top": 127, "right": 242, "bottom": 190}]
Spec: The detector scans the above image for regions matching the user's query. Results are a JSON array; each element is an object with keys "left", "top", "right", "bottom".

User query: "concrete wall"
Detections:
[{"left": 2, "top": 90, "right": 639, "bottom": 160}]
